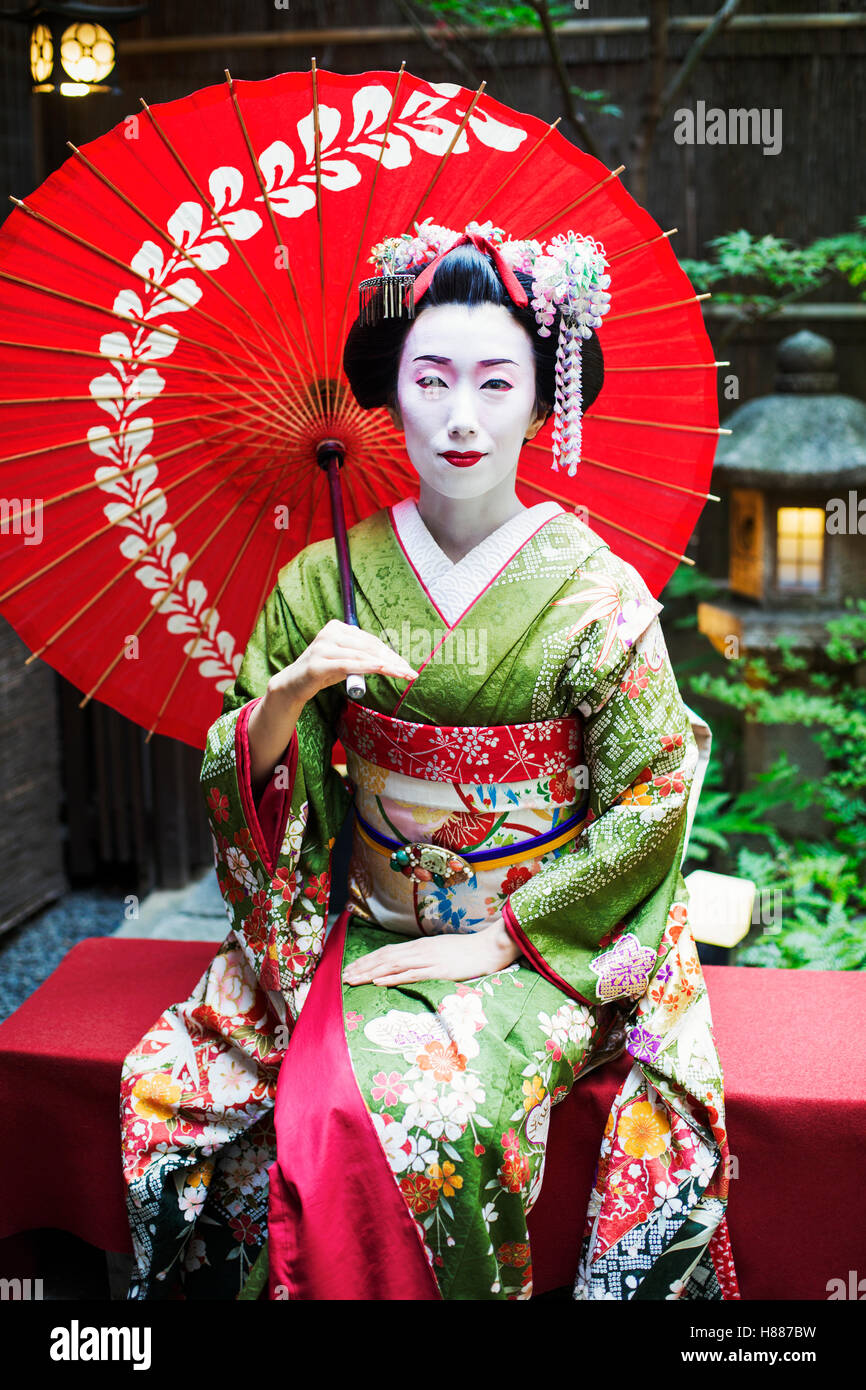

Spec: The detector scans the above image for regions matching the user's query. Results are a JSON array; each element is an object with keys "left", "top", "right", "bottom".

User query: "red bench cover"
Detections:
[{"left": 0, "top": 937, "right": 863, "bottom": 1299}]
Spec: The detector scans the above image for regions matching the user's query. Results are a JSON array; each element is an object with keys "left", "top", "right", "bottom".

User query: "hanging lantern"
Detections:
[
  {"left": 11, "top": 4, "right": 148, "bottom": 96},
  {"left": 29, "top": 22, "right": 54, "bottom": 84},
  {"left": 58, "top": 20, "right": 116, "bottom": 92}
]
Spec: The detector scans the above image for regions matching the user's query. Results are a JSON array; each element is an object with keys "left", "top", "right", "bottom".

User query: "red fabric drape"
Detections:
[{"left": 0, "top": 938, "right": 863, "bottom": 1299}]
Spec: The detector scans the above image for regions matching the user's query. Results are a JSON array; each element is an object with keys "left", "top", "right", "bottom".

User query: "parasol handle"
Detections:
[{"left": 316, "top": 439, "right": 366, "bottom": 702}]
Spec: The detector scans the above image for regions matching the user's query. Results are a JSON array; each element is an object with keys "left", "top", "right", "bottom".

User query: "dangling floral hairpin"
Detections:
[{"left": 358, "top": 218, "right": 611, "bottom": 477}]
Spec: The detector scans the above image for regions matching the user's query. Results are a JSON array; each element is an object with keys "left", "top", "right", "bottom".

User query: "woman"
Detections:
[{"left": 120, "top": 228, "right": 738, "bottom": 1301}]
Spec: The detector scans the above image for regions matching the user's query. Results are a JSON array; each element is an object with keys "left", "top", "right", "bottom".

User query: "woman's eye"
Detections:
[
  {"left": 417, "top": 375, "right": 447, "bottom": 390},
  {"left": 483, "top": 378, "right": 512, "bottom": 391}
]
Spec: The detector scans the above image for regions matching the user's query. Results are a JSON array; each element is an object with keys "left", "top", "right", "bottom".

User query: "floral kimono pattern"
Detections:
[{"left": 120, "top": 496, "right": 739, "bottom": 1301}]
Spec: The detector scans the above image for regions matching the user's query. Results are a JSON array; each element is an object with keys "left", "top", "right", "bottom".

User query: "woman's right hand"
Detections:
[
  {"left": 268, "top": 618, "right": 418, "bottom": 706},
  {"left": 247, "top": 621, "right": 418, "bottom": 795}
]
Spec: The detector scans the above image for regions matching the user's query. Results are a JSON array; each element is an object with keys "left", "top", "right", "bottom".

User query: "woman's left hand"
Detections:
[{"left": 342, "top": 915, "right": 522, "bottom": 988}]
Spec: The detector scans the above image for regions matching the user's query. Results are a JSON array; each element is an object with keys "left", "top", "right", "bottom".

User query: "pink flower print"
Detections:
[{"left": 371, "top": 1071, "right": 407, "bottom": 1106}]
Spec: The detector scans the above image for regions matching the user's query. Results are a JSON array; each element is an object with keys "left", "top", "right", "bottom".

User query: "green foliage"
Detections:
[
  {"left": 569, "top": 85, "right": 622, "bottom": 120},
  {"left": 420, "top": 1, "right": 621, "bottom": 116},
  {"left": 733, "top": 842, "right": 866, "bottom": 971},
  {"left": 683, "top": 599, "right": 866, "bottom": 969},
  {"left": 679, "top": 216, "right": 866, "bottom": 314},
  {"left": 660, "top": 563, "right": 723, "bottom": 635},
  {"left": 422, "top": 0, "right": 572, "bottom": 32}
]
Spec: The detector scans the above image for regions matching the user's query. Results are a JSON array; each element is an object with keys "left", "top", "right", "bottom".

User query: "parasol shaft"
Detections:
[{"left": 316, "top": 439, "right": 366, "bottom": 702}]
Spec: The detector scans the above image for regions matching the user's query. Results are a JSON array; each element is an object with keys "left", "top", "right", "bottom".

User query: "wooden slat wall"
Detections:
[
  {"left": 0, "top": 618, "right": 66, "bottom": 933},
  {"left": 56, "top": 677, "right": 212, "bottom": 896}
]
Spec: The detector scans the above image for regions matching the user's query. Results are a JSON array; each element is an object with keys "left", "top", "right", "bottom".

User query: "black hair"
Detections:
[{"left": 342, "top": 241, "right": 604, "bottom": 421}]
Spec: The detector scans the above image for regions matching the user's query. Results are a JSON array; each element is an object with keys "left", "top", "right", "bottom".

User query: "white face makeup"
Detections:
[{"left": 388, "top": 302, "right": 546, "bottom": 500}]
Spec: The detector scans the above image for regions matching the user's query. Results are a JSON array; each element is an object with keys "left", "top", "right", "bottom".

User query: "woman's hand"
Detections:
[
  {"left": 270, "top": 618, "right": 418, "bottom": 707},
  {"left": 342, "top": 916, "right": 522, "bottom": 988},
  {"left": 248, "top": 620, "right": 418, "bottom": 792}
]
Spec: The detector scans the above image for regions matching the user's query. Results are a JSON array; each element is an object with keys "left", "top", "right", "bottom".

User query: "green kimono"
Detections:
[{"left": 120, "top": 497, "right": 738, "bottom": 1301}]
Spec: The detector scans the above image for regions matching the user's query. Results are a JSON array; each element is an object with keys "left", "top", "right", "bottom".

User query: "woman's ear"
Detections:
[
  {"left": 524, "top": 405, "right": 550, "bottom": 442},
  {"left": 386, "top": 396, "right": 403, "bottom": 432}
]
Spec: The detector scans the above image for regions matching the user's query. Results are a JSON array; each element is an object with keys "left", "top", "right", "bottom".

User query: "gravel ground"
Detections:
[
  {"left": 0, "top": 867, "right": 231, "bottom": 1024},
  {"left": 0, "top": 887, "right": 128, "bottom": 1024}
]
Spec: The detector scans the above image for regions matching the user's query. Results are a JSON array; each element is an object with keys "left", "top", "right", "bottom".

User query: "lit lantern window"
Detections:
[
  {"left": 30, "top": 24, "right": 54, "bottom": 85},
  {"left": 59, "top": 22, "right": 116, "bottom": 86},
  {"left": 776, "top": 507, "right": 825, "bottom": 590}
]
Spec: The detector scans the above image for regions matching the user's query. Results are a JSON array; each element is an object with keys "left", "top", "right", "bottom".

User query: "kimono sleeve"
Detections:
[
  {"left": 501, "top": 556, "right": 698, "bottom": 1008},
  {"left": 199, "top": 565, "right": 351, "bottom": 1022}
]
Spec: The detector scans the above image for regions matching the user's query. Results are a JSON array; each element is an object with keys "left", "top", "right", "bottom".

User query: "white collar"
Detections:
[{"left": 390, "top": 495, "right": 563, "bottom": 627}]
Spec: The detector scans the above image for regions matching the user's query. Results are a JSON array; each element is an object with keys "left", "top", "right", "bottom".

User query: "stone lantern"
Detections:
[
  {"left": 698, "top": 330, "right": 866, "bottom": 659},
  {"left": 696, "top": 330, "right": 866, "bottom": 829}
]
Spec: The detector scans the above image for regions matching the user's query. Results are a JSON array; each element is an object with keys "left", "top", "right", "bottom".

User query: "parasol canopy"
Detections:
[{"left": 0, "top": 63, "right": 722, "bottom": 748}]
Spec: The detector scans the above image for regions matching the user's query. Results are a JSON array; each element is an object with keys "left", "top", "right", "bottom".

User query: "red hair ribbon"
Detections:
[{"left": 407, "top": 231, "right": 529, "bottom": 312}]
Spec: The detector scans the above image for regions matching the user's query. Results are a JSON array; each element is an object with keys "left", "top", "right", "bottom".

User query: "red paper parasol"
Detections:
[{"left": 0, "top": 63, "right": 723, "bottom": 749}]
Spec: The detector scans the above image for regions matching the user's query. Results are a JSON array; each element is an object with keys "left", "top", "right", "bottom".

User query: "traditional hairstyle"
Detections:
[{"left": 342, "top": 241, "right": 604, "bottom": 426}]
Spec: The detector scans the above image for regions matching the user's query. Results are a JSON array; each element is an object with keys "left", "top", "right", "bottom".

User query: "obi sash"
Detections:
[{"left": 336, "top": 703, "right": 588, "bottom": 938}]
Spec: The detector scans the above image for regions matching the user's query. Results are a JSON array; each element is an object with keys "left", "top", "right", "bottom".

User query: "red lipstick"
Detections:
[{"left": 440, "top": 451, "right": 486, "bottom": 468}]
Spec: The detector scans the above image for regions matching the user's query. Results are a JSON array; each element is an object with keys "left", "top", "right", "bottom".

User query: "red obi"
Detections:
[{"left": 336, "top": 702, "right": 584, "bottom": 784}]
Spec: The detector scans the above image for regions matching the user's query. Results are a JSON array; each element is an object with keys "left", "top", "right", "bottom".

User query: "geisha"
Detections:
[{"left": 120, "top": 224, "right": 739, "bottom": 1301}]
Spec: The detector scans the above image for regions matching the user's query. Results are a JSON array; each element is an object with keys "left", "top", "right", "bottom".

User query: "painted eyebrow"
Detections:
[{"left": 411, "top": 355, "right": 519, "bottom": 366}]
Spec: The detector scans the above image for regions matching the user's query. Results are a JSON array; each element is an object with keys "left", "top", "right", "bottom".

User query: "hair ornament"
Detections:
[{"left": 358, "top": 219, "right": 611, "bottom": 477}]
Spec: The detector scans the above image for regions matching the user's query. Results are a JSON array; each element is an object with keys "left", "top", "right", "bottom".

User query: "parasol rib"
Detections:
[
  {"left": 0, "top": 391, "right": 281, "bottom": 407},
  {"left": 303, "top": 466, "right": 326, "bottom": 548},
  {"left": 405, "top": 82, "right": 487, "bottom": 231},
  {"left": 224, "top": 69, "right": 327, "bottom": 423},
  {"left": 0, "top": 336, "right": 306, "bottom": 389},
  {"left": 473, "top": 118, "right": 562, "bottom": 217},
  {"left": 6, "top": 196, "right": 305, "bottom": 406},
  {"left": 65, "top": 141, "right": 312, "bottom": 426},
  {"left": 523, "top": 440, "right": 719, "bottom": 501},
  {"left": 79, "top": 463, "right": 271, "bottom": 707},
  {"left": 606, "top": 292, "right": 712, "bottom": 322},
  {"left": 25, "top": 445, "right": 270, "bottom": 668},
  {"left": 332, "top": 62, "right": 407, "bottom": 423},
  {"left": 527, "top": 166, "right": 626, "bottom": 238},
  {"left": 603, "top": 361, "right": 728, "bottom": 372},
  {"left": 606, "top": 228, "right": 677, "bottom": 264},
  {"left": 589, "top": 414, "right": 729, "bottom": 436},
  {"left": 139, "top": 97, "right": 313, "bottom": 411},
  {"left": 146, "top": 461, "right": 290, "bottom": 740}
]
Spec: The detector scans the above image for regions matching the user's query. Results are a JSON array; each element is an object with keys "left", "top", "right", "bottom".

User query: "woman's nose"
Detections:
[{"left": 446, "top": 384, "right": 479, "bottom": 438}]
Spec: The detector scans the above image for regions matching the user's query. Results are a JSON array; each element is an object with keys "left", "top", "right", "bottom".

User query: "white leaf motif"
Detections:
[
  {"left": 218, "top": 209, "right": 262, "bottom": 241},
  {"left": 139, "top": 330, "right": 177, "bottom": 361},
  {"left": 99, "top": 331, "right": 132, "bottom": 362},
  {"left": 130, "top": 241, "right": 165, "bottom": 280},
  {"left": 134, "top": 564, "right": 169, "bottom": 591},
  {"left": 208, "top": 166, "right": 245, "bottom": 215},
  {"left": 167, "top": 201, "right": 204, "bottom": 247},
  {"left": 87, "top": 427, "right": 122, "bottom": 462},
  {"left": 120, "top": 535, "right": 149, "bottom": 561},
  {"left": 347, "top": 86, "right": 411, "bottom": 168},
  {"left": 257, "top": 141, "right": 295, "bottom": 192},
  {"left": 186, "top": 241, "right": 229, "bottom": 271},
  {"left": 396, "top": 90, "right": 468, "bottom": 155},
  {"left": 113, "top": 289, "right": 144, "bottom": 320},
  {"left": 147, "top": 278, "right": 202, "bottom": 314}
]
